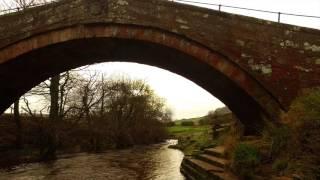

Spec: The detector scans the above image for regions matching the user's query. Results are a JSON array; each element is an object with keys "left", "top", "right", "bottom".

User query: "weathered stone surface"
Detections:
[{"left": 0, "top": 0, "right": 319, "bottom": 133}]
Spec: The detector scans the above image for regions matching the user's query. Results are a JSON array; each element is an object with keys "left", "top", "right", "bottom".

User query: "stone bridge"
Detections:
[{"left": 0, "top": 0, "right": 319, "bottom": 134}]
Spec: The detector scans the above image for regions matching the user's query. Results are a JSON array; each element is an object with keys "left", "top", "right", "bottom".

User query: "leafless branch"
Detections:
[{"left": 21, "top": 96, "right": 35, "bottom": 117}]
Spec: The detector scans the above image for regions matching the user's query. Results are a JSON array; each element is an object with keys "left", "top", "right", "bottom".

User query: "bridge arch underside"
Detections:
[{"left": 0, "top": 25, "right": 282, "bottom": 135}]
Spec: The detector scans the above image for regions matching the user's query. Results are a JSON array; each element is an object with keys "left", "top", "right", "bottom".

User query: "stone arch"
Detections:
[{"left": 0, "top": 24, "right": 283, "bottom": 134}]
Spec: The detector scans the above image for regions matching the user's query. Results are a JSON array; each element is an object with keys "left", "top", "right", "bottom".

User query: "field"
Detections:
[{"left": 167, "top": 125, "right": 216, "bottom": 155}]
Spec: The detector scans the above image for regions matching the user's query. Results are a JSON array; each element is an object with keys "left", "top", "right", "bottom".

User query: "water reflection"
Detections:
[{"left": 0, "top": 140, "right": 185, "bottom": 180}]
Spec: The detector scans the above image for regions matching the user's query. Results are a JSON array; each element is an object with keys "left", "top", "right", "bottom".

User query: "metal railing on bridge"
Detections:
[
  {"left": 173, "top": 0, "right": 320, "bottom": 24},
  {"left": 0, "top": 0, "right": 319, "bottom": 28}
]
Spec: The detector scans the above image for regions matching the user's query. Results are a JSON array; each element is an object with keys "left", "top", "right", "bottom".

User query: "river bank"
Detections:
[{"left": 167, "top": 125, "right": 216, "bottom": 155}]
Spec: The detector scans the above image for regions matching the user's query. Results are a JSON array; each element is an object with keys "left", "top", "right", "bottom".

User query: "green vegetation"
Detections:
[
  {"left": 167, "top": 125, "right": 216, "bottom": 155},
  {"left": 231, "top": 143, "right": 260, "bottom": 179},
  {"left": 180, "top": 121, "right": 195, "bottom": 126},
  {"left": 272, "top": 158, "right": 289, "bottom": 174},
  {"left": 167, "top": 125, "right": 210, "bottom": 135},
  {"left": 173, "top": 116, "right": 204, "bottom": 125},
  {"left": 226, "top": 88, "right": 320, "bottom": 179},
  {"left": 168, "top": 88, "right": 320, "bottom": 179},
  {"left": 262, "top": 123, "right": 291, "bottom": 160},
  {"left": 282, "top": 88, "right": 320, "bottom": 179},
  {"left": 167, "top": 107, "right": 233, "bottom": 156}
]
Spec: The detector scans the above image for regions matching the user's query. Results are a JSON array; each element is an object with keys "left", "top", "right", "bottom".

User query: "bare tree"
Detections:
[
  {"left": 14, "top": 0, "right": 37, "bottom": 9},
  {"left": 79, "top": 72, "right": 101, "bottom": 125},
  {"left": 0, "top": 0, "right": 47, "bottom": 10},
  {"left": 21, "top": 96, "right": 35, "bottom": 117},
  {"left": 161, "top": 108, "right": 173, "bottom": 123}
]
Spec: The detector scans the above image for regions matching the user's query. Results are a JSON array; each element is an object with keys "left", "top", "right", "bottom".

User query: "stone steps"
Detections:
[
  {"left": 181, "top": 160, "right": 211, "bottom": 180},
  {"left": 197, "top": 154, "right": 229, "bottom": 168},
  {"left": 204, "top": 146, "right": 226, "bottom": 158},
  {"left": 181, "top": 146, "right": 238, "bottom": 180},
  {"left": 184, "top": 158, "right": 224, "bottom": 173},
  {"left": 181, "top": 158, "right": 224, "bottom": 180}
]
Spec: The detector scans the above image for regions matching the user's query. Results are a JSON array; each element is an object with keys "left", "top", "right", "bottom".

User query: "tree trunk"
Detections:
[
  {"left": 100, "top": 88, "right": 105, "bottom": 118},
  {"left": 14, "top": 99, "right": 22, "bottom": 149},
  {"left": 49, "top": 75, "right": 60, "bottom": 121},
  {"left": 43, "top": 74, "right": 60, "bottom": 160}
]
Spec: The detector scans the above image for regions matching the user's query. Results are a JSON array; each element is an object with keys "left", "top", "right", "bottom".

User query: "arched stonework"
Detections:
[{"left": 0, "top": 0, "right": 320, "bottom": 133}]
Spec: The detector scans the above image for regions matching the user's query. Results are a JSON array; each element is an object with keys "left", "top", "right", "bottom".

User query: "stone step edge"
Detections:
[
  {"left": 181, "top": 159, "right": 225, "bottom": 180},
  {"left": 184, "top": 157, "right": 224, "bottom": 174},
  {"left": 181, "top": 161, "right": 208, "bottom": 180},
  {"left": 204, "top": 147, "right": 225, "bottom": 158},
  {"left": 197, "top": 154, "right": 229, "bottom": 168}
]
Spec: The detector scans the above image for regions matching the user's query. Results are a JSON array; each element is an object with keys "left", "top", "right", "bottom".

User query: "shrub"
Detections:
[
  {"left": 232, "top": 143, "right": 260, "bottom": 179},
  {"left": 262, "top": 122, "right": 291, "bottom": 160},
  {"left": 198, "top": 118, "right": 212, "bottom": 125},
  {"left": 282, "top": 88, "right": 320, "bottom": 179},
  {"left": 181, "top": 121, "right": 194, "bottom": 126},
  {"left": 272, "top": 159, "right": 288, "bottom": 175},
  {"left": 283, "top": 88, "right": 320, "bottom": 125},
  {"left": 165, "top": 121, "right": 176, "bottom": 127}
]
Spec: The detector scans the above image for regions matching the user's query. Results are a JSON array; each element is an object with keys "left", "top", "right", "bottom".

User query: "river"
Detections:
[{"left": 0, "top": 140, "right": 185, "bottom": 180}]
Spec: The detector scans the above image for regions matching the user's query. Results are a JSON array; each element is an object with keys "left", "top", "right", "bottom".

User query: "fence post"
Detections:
[
  {"left": 278, "top": 12, "right": 281, "bottom": 23},
  {"left": 218, "top": 4, "right": 221, "bottom": 12}
]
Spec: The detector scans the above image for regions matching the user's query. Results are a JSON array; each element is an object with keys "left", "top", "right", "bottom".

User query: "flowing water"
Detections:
[{"left": 0, "top": 140, "right": 185, "bottom": 180}]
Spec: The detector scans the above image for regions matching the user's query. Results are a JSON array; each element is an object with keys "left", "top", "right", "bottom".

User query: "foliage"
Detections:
[
  {"left": 272, "top": 158, "right": 288, "bottom": 174},
  {"left": 282, "top": 88, "right": 320, "bottom": 179},
  {"left": 198, "top": 117, "right": 212, "bottom": 125},
  {"left": 180, "top": 121, "right": 195, "bottom": 126},
  {"left": 253, "top": 88, "right": 320, "bottom": 179},
  {"left": 65, "top": 77, "right": 170, "bottom": 149},
  {"left": 232, "top": 143, "right": 260, "bottom": 179},
  {"left": 165, "top": 121, "right": 176, "bottom": 127},
  {"left": 283, "top": 88, "right": 320, "bottom": 125},
  {"left": 262, "top": 122, "right": 291, "bottom": 160},
  {"left": 174, "top": 117, "right": 203, "bottom": 125}
]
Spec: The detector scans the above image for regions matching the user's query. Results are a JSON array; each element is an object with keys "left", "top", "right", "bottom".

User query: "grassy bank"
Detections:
[{"left": 167, "top": 125, "right": 216, "bottom": 155}]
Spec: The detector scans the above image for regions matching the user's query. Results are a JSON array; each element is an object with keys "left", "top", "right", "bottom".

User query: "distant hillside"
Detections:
[
  {"left": 174, "top": 107, "right": 232, "bottom": 125},
  {"left": 174, "top": 116, "right": 205, "bottom": 125}
]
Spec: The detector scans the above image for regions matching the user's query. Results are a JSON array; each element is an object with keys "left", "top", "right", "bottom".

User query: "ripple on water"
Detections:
[{"left": 0, "top": 140, "right": 185, "bottom": 180}]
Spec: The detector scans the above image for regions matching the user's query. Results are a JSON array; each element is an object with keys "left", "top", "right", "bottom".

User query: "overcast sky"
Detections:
[{"left": 3, "top": 0, "right": 320, "bottom": 119}]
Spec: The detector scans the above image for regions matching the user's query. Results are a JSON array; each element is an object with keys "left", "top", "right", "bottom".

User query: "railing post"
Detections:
[
  {"left": 218, "top": 4, "right": 221, "bottom": 12},
  {"left": 278, "top": 12, "right": 281, "bottom": 23}
]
